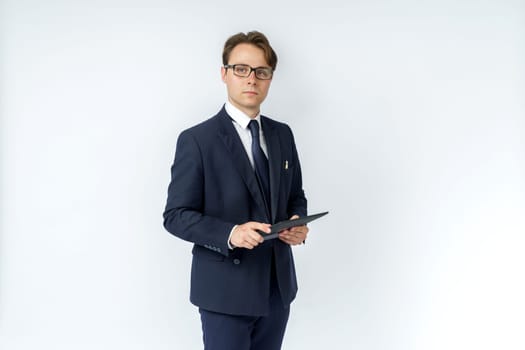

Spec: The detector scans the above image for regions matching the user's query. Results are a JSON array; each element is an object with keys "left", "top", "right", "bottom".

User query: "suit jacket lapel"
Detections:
[
  {"left": 261, "top": 117, "right": 281, "bottom": 223},
  {"left": 217, "top": 109, "right": 269, "bottom": 219}
]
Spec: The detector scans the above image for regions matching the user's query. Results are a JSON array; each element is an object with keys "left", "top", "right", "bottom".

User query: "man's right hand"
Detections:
[{"left": 230, "top": 222, "right": 271, "bottom": 249}]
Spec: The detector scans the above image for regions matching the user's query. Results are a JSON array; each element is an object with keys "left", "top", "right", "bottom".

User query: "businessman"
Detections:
[{"left": 163, "top": 31, "right": 308, "bottom": 350}]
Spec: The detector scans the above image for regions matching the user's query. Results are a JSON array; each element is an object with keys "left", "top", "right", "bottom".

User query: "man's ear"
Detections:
[{"left": 221, "top": 66, "right": 227, "bottom": 83}]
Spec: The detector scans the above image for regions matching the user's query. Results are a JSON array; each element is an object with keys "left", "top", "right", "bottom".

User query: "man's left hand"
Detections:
[{"left": 278, "top": 215, "right": 308, "bottom": 245}]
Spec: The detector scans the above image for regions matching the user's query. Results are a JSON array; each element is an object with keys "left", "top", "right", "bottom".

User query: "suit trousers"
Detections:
[{"left": 199, "top": 253, "right": 290, "bottom": 350}]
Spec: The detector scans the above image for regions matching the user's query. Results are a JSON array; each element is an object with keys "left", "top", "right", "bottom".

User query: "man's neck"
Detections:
[{"left": 228, "top": 100, "right": 259, "bottom": 119}]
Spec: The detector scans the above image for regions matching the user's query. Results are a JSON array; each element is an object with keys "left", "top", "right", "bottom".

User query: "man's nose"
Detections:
[{"left": 247, "top": 70, "right": 257, "bottom": 83}]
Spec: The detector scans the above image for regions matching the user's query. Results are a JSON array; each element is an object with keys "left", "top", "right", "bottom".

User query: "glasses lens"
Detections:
[
  {"left": 233, "top": 65, "right": 250, "bottom": 77},
  {"left": 255, "top": 68, "right": 273, "bottom": 80}
]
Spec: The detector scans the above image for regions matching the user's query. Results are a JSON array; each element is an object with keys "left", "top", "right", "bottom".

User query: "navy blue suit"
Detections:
[{"left": 163, "top": 106, "right": 307, "bottom": 319}]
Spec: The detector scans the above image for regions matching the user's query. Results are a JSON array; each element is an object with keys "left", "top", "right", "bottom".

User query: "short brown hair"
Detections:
[{"left": 222, "top": 31, "right": 278, "bottom": 71}]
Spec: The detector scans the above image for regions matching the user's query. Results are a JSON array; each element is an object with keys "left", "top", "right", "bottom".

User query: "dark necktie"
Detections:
[{"left": 248, "top": 120, "right": 271, "bottom": 213}]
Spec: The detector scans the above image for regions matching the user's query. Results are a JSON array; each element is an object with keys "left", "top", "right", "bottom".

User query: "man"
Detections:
[{"left": 163, "top": 31, "right": 308, "bottom": 350}]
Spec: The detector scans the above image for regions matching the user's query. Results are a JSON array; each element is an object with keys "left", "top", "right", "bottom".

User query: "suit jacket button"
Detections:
[{"left": 233, "top": 259, "right": 241, "bottom": 265}]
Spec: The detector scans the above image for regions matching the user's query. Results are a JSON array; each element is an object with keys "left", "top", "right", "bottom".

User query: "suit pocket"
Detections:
[
  {"left": 192, "top": 245, "right": 225, "bottom": 262},
  {"left": 283, "top": 164, "right": 295, "bottom": 189}
]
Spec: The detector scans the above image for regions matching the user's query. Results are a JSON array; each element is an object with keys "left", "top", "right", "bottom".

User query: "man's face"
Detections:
[{"left": 221, "top": 43, "right": 272, "bottom": 118}]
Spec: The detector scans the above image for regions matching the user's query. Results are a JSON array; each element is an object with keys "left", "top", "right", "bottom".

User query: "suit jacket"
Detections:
[{"left": 163, "top": 106, "right": 307, "bottom": 316}]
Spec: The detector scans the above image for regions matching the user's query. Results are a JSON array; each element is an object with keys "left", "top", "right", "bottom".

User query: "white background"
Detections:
[{"left": 1, "top": 1, "right": 524, "bottom": 349}]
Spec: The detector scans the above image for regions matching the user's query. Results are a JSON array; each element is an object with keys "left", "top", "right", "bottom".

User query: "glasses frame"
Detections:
[{"left": 224, "top": 64, "right": 274, "bottom": 80}]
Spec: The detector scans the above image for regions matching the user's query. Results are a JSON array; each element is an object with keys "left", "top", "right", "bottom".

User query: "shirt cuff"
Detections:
[{"left": 227, "top": 225, "right": 238, "bottom": 250}]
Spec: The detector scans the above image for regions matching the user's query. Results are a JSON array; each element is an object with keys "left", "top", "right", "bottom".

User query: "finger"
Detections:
[
  {"left": 292, "top": 232, "right": 305, "bottom": 242},
  {"left": 278, "top": 232, "right": 290, "bottom": 239},
  {"left": 247, "top": 230, "right": 264, "bottom": 243},
  {"left": 252, "top": 223, "right": 271, "bottom": 234},
  {"left": 278, "top": 233, "right": 294, "bottom": 245},
  {"left": 288, "top": 232, "right": 305, "bottom": 245},
  {"left": 290, "top": 225, "right": 307, "bottom": 233},
  {"left": 247, "top": 235, "right": 262, "bottom": 246}
]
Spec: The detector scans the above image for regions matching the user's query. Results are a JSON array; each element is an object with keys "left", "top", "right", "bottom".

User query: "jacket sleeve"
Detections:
[{"left": 163, "top": 129, "right": 234, "bottom": 256}]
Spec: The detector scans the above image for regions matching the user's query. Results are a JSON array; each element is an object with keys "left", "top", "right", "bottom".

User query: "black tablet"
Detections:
[{"left": 261, "top": 211, "right": 329, "bottom": 241}]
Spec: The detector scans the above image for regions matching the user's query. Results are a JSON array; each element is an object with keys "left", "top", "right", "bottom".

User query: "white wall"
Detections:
[{"left": 1, "top": 1, "right": 524, "bottom": 349}]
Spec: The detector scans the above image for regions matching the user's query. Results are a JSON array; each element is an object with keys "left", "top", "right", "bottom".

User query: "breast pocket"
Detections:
[{"left": 282, "top": 160, "right": 295, "bottom": 188}]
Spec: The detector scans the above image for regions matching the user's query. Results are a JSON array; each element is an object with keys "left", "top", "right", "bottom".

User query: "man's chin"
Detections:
[
  {"left": 238, "top": 100, "right": 260, "bottom": 108},
  {"left": 242, "top": 98, "right": 264, "bottom": 108}
]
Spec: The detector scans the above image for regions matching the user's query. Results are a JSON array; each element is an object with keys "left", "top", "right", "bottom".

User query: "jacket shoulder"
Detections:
[
  {"left": 261, "top": 115, "right": 294, "bottom": 137},
  {"left": 179, "top": 110, "right": 225, "bottom": 138},
  {"left": 261, "top": 114, "right": 287, "bottom": 127}
]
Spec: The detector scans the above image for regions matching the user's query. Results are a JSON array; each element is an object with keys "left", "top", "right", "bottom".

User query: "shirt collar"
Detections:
[{"left": 225, "top": 101, "right": 261, "bottom": 129}]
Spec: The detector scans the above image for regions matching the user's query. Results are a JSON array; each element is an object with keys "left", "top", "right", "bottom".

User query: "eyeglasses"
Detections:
[{"left": 224, "top": 64, "right": 273, "bottom": 80}]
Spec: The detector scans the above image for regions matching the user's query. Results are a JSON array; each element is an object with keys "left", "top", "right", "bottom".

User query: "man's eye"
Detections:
[
  {"left": 235, "top": 66, "right": 249, "bottom": 74},
  {"left": 257, "top": 69, "right": 271, "bottom": 78}
]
